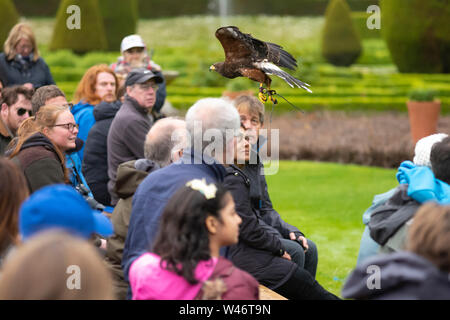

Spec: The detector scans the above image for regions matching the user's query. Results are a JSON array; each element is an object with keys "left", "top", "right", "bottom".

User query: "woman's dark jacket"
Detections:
[
  {"left": 11, "top": 132, "right": 65, "bottom": 193},
  {"left": 223, "top": 162, "right": 300, "bottom": 290},
  {"left": 82, "top": 100, "right": 121, "bottom": 206},
  {"left": 0, "top": 53, "right": 54, "bottom": 89},
  {"left": 342, "top": 251, "right": 450, "bottom": 300}
]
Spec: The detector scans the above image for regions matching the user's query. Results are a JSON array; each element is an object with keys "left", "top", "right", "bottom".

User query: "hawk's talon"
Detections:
[
  {"left": 267, "top": 89, "right": 277, "bottom": 104},
  {"left": 258, "top": 91, "right": 268, "bottom": 103},
  {"left": 269, "top": 96, "right": 278, "bottom": 104}
]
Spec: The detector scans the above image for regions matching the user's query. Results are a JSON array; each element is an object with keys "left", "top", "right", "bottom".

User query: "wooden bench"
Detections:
[{"left": 259, "top": 285, "right": 287, "bottom": 300}]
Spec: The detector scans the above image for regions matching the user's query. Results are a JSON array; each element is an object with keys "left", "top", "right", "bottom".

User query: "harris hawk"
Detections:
[{"left": 210, "top": 26, "right": 312, "bottom": 104}]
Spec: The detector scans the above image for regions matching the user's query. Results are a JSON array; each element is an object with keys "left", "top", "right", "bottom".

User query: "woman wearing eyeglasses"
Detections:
[{"left": 9, "top": 104, "right": 79, "bottom": 193}]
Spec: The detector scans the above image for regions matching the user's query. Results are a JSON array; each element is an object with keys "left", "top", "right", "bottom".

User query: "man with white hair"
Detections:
[
  {"left": 105, "top": 117, "right": 186, "bottom": 299},
  {"left": 122, "top": 98, "right": 241, "bottom": 297}
]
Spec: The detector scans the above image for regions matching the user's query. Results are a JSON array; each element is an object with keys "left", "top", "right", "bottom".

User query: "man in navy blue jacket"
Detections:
[{"left": 122, "top": 98, "right": 241, "bottom": 295}]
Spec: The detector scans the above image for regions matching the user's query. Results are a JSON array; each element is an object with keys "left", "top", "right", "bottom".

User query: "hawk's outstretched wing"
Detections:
[{"left": 215, "top": 26, "right": 297, "bottom": 70}]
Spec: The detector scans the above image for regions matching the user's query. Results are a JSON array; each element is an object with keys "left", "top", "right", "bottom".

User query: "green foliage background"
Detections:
[
  {"left": 381, "top": 0, "right": 450, "bottom": 73},
  {"left": 322, "top": 0, "right": 362, "bottom": 67},
  {"left": 0, "top": 0, "right": 19, "bottom": 50},
  {"left": 49, "top": 0, "right": 107, "bottom": 53},
  {"left": 98, "top": 0, "right": 138, "bottom": 51}
]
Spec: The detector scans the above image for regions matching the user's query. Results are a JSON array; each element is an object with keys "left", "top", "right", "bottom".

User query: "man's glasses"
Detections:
[
  {"left": 51, "top": 123, "right": 79, "bottom": 132},
  {"left": 138, "top": 82, "right": 159, "bottom": 91},
  {"left": 17, "top": 108, "right": 32, "bottom": 117}
]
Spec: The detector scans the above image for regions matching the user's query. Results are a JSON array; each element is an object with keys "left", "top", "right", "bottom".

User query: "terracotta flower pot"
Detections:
[{"left": 406, "top": 100, "right": 441, "bottom": 144}]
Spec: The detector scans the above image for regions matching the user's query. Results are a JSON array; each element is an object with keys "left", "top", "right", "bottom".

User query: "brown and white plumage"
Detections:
[{"left": 210, "top": 26, "right": 312, "bottom": 93}]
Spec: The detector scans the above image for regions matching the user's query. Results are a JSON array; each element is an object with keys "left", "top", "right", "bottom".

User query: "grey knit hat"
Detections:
[{"left": 413, "top": 133, "right": 448, "bottom": 168}]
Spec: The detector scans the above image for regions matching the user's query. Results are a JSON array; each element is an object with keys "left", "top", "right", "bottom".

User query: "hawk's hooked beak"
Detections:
[{"left": 209, "top": 65, "right": 215, "bottom": 72}]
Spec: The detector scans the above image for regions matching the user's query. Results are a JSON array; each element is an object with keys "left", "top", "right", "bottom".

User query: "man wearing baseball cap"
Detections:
[
  {"left": 107, "top": 68, "right": 163, "bottom": 205},
  {"left": 110, "top": 34, "right": 167, "bottom": 115}
]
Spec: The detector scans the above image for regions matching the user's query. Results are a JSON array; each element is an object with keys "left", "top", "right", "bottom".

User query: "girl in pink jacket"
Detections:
[{"left": 129, "top": 179, "right": 260, "bottom": 300}]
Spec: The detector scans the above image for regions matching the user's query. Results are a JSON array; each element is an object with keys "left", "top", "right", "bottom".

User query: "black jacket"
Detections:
[
  {"left": 0, "top": 53, "right": 54, "bottom": 89},
  {"left": 224, "top": 164, "right": 297, "bottom": 290},
  {"left": 368, "top": 184, "right": 420, "bottom": 246},
  {"left": 0, "top": 116, "right": 14, "bottom": 156},
  {"left": 82, "top": 100, "right": 121, "bottom": 206},
  {"left": 242, "top": 151, "right": 304, "bottom": 239}
]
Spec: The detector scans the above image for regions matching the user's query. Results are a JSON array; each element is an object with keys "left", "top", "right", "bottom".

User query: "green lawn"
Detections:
[{"left": 265, "top": 160, "right": 397, "bottom": 297}]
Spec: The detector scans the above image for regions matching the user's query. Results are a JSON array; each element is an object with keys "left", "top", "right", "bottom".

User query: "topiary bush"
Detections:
[
  {"left": 98, "top": 0, "right": 138, "bottom": 51},
  {"left": 49, "top": 0, "right": 107, "bottom": 53},
  {"left": 0, "top": 0, "right": 19, "bottom": 50},
  {"left": 321, "top": 0, "right": 362, "bottom": 67},
  {"left": 381, "top": 0, "right": 450, "bottom": 73}
]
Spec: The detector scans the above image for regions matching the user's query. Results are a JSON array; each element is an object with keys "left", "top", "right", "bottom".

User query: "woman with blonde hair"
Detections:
[
  {"left": 0, "top": 157, "right": 29, "bottom": 267},
  {"left": 71, "top": 64, "right": 119, "bottom": 161},
  {"left": 0, "top": 230, "right": 115, "bottom": 300},
  {"left": 9, "top": 104, "right": 78, "bottom": 193},
  {"left": 0, "top": 23, "right": 54, "bottom": 89}
]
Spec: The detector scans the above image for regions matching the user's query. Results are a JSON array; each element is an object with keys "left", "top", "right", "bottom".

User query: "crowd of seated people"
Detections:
[{"left": 0, "top": 22, "right": 448, "bottom": 301}]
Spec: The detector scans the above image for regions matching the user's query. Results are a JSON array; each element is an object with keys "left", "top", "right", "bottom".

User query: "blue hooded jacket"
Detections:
[{"left": 71, "top": 101, "right": 95, "bottom": 162}]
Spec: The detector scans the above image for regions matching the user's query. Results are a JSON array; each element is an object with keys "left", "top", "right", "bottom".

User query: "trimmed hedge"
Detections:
[
  {"left": 138, "top": 0, "right": 379, "bottom": 18},
  {"left": 13, "top": 0, "right": 379, "bottom": 18},
  {"left": 352, "top": 11, "right": 381, "bottom": 39},
  {"left": 99, "top": 0, "right": 138, "bottom": 51},
  {"left": 49, "top": 0, "right": 108, "bottom": 53},
  {"left": 322, "top": 0, "right": 362, "bottom": 67},
  {"left": 13, "top": 0, "right": 59, "bottom": 16},
  {"left": 381, "top": 0, "right": 450, "bottom": 73},
  {"left": 0, "top": 0, "right": 19, "bottom": 50}
]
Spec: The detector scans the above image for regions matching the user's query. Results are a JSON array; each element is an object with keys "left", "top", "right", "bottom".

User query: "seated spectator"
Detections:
[
  {"left": 9, "top": 104, "right": 77, "bottom": 193},
  {"left": 110, "top": 34, "right": 166, "bottom": 115},
  {"left": 31, "top": 84, "right": 69, "bottom": 115},
  {"left": 107, "top": 68, "right": 163, "bottom": 205},
  {"left": 233, "top": 95, "right": 317, "bottom": 275},
  {"left": 71, "top": 64, "right": 119, "bottom": 161},
  {"left": 224, "top": 127, "right": 338, "bottom": 300},
  {"left": 30, "top": 85, "right": 98, "bottom": 208},
  {"left": 18, "top": 184, "right": 113, "bottom": 242},
  {"left": 368, "top": 135, "right": 450, "bottom": 254},
  {"left": 234, "top": 95, "right": 271, "bottom": 159},
  {"left": 342, "top": 202, "right": 450, "bottom": 300},
  {"left": 0, "top": 231, "right": 114, "bottom": 300},
  {"left": 0, "top": 158, "right": 29, "bottom": 267},
  {"left": 357, "top": 133, "right": 448, "bottom": 265},
  {"left": 82, "top": 98, "right": 121, "bottom": 206},
  {"left": 122, "top": 98, "right": 241, "bottom": 299},
  {"left": 129, "top": 179, "right": 259, "bottom": 300},
  {"left": 105, "top": 117, "right": 186, "bottom": 299},
  {"left": 0, "top": 85, "right": 33, "bottom": 155},
  {"left": 0, "top": 23, "right": 54, "bottom": 89}
]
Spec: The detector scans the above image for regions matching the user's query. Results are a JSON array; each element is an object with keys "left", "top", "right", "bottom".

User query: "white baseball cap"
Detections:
[{"left": 121, "top": 35, "right": 146, "bottom": 53}]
